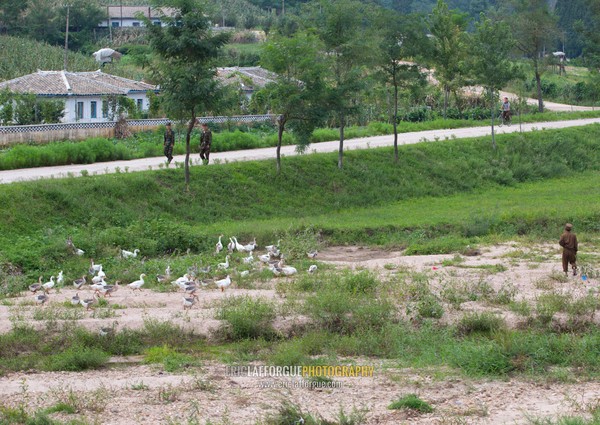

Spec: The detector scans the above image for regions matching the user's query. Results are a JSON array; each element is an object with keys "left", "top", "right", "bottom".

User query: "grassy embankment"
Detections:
[{"left": 2, "top": 109, "right": 600, "bottom": 170}]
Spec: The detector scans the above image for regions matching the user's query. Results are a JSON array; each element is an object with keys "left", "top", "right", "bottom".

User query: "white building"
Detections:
[
  {"left": 0, "top": 70, "right": 158, "bottom": 123},
  {"left": 98, "top": 6, "right": 176, "bottom": 28}
]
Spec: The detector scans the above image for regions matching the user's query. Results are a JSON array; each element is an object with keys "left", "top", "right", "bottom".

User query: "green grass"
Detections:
[{"left": 388, "top": 394, "right": 434, "bottom": 413}]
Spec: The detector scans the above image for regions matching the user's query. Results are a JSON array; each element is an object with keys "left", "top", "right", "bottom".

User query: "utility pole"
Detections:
[{"left": 63, "top": 4, "right": 70, "bottom": 71}]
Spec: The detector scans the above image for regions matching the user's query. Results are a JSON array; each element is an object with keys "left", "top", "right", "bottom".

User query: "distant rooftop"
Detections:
[
  {"left": 104, "top": 6, "right": 177, "bottom": 19},
  {"left": 0, "top": 70, "right": 157, "bottom": 96},
  {"left": 216, "top": 67, "right": 277, "bottom": 92}
]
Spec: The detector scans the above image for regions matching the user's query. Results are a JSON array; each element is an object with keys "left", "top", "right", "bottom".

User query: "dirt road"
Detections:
[{"left": 1, "top": 117, "right": 599, "bottom": 184}]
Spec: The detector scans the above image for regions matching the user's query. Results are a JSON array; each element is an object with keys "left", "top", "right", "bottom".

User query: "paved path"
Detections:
[{"left": 1, "top": 117, "right": 599, "bottom": 184}]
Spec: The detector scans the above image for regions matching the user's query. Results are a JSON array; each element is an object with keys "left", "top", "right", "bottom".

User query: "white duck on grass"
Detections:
[
  {"left": 157, "top": 265, "right": 172, "bottom": 283},
  {"left": 215, "top": 235, "right": 224, "bottom": 254},
  {"left": 56, "top": 271, "right": 64, "bottom": 286},
  {"left": 218, "top": 255, "right": 230, "bottom": 270},
  {"left": 90, "top": 259, "right": 103, "bottom": 274},
  {"left": 121, "top": 249, "right": 140, "bottom": 259},
  {"left": 308, "top": 265, "right": 318, "bottom": 274},
  {"left": 127, "top": 274, "right": 146, "bottom": 291},
  {"left": 232, "top": 237, "right": 245, "bottom": 253}
]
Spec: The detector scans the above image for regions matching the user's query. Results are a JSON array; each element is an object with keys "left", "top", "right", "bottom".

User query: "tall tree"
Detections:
[
  {"left": 426, "top": 0, "right": 469, "bottom": 119},
  {"left": 577, "top": 0, "right": 600, "bottom": 70},
  {"left": 377, "top": 11, "right": 427, "bottom": 163},
  {"left": 260, "top": 31, "right": 326, "bottom": 174},
  {"left": 303, "top": 0, "right": 380, "bottom": 169},
  {"left": 507, "top": 0, "right": 558, "bottom": 112},
  {"left": 143, "top": 0, "right": 230, "bottom": 189},
  {"left": 469, "top": 13, "right": 519, "bottom": 150}
]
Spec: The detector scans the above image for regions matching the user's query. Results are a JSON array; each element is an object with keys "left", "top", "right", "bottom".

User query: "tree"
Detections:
[
  {"left": 578, "top": 0, "right": 600, "bottom": 70},
  {"left": 260, "top": 31, "right": 326, "bottom": 174},
  {"left": 426, "top": 0, "right": 469, "bottom": 119},
  {"left": 303, "top": 0, "right": 380, "bottom": 169},
  {"left": 469, "top": 14, "right": 520, "bottom": 150},
  {"left": 143, "top": 0, "right": 230, "bottom": 189},
  {"left": 377, "top": 11, "right": 427, "bottom": 163},
  {"left": 507, "top": 0, "right": 558, "bottom": 112}
]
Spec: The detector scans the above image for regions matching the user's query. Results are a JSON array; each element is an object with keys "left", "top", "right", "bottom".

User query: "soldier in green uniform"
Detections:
[
  {"left": 199, "top": 123, "right": 212, "bottom": 165},
  {"left": 559, "top": 223, "right": 578, "bottom": 277},
  {"left": 164, "top": 122, "right": 175, "bottom": 165}
]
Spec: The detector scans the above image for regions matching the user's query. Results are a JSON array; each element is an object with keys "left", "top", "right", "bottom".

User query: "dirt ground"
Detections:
[{"left": 1, "top": 242, "right": 599, "bottom": 425}]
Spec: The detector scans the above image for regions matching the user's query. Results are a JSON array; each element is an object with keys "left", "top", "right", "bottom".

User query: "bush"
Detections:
[
  {"left": 216, "top": 296, "right": 277, "bottom": 340},
  {"left": 44, "top": 346, "right": 109, "bottom": 371},
  {"left": 388, "top": 394, "right": 433, "bottom": 413},
  {"left": 457, "top": 312, "right": 506, "bottom": 337}
]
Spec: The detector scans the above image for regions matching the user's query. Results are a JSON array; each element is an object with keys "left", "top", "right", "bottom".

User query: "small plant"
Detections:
[
  {"left": 388, "top": 394, "right": 433, "bottom": 413},
  {"left": 215, "top": 296, "right": 277, "bottom": 341},
  {"left": 44, "top": 346, "right": 109, "bottom": 372},
  {"left": 131, "top": 382, "right": 149, "bottom": 391},
  {"left": 457, "top": 312, "right": 506, "bottom": 336},
  {"left": 416, "top": 296, "right": 444, "bottom": 319}
]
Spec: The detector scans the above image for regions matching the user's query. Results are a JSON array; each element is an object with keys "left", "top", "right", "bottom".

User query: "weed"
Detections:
[
  {"left": 388, "top": 394, "right": 434, "bottom": 413},
  {"left": 215, "top": 296, "right": 277, "bottom": 341},
  {"left": 144, "top": 345, "right": 197, "bottom": 372},
  {"left": 131, "top": 382, "right": 149, "bottom": 391},
  {"left": 44, "top": 346, "right": 109, "bottom": 372},
  {"left": 456, "top": 312, "right": 506, "bottom": 337}
]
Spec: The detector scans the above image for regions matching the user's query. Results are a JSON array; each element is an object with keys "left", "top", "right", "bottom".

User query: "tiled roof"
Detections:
[
  {"left": 0, "top": 70, "right": 157, "bottom": 96},
  {"left": 106, "top": 6, "right": 176, "bottom": 19},
  {"left": 216, "top": 67, "right": 278, "bottom": 91}
]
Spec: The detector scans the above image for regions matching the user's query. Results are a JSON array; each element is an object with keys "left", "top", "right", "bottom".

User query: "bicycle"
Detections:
[{"left": 497, "top": 110, "right": 511, "bottom": 127}]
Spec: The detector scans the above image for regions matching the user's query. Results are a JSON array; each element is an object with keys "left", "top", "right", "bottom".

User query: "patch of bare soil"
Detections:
[{"left": 1, "top": 242, "right": 599, "bottom": 424}]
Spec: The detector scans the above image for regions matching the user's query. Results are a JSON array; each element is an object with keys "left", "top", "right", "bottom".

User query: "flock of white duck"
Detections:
[{"left": 27, "top": 236, "right": 318, "bottom": 311}]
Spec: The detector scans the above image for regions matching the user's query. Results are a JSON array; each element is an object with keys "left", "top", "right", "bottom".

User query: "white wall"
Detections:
[{"left": 62, "top": 94, "right": 150, "bottom": 123}]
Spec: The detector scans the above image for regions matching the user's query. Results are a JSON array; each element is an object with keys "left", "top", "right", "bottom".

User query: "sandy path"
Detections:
[{"left": 1, "top": 116, "right": 600, "bottom": 184}]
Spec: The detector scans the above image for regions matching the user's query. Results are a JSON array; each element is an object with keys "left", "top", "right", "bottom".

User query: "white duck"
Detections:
[
  {"left": 127, "top": 274, "right": 146, "bottom": 291},
  {"left": 92, "top": 274, "right": 106, "bottom": 284},
  {"left": 227, "top": 238, "right": 235, "bottom": 253},
  {"left": 240, "top": 270, "right": 250, "bottom": 277},
  {"left": 75, "top": 248, "right": 85, "bottom": 256},
  {"left": 259, "top": 253, "right": 271, "bottom": 263},
  {"left": 71, "top": 293, "right": 81, "bottom": 306},
  {"left": 215, "top": 275, "right": 232, "bottom": 292},
  {"left": 243, "top": 253, "right": 254, "bottom": 264},
  {"left": 42, "top": 276, "right": 55, "bottom": 294},
  {"left": 121, "top": 248, "right": 140, "bottom": 259},
  {"left": 265, "top": 240, "right": 281, "bottom": 253},
  {"left": 232, "top": 237, "right": 245, "bottom": 252},
  {"left": 218, "top": 255, "right": 230, "bottom": 270},
  {"left": 308, "top": 265, "right": 318, "bottom": 274},
  {"left": 307, "top": 251, "right": 318, "bottom": 259},
  {"left": 215, "top": 235, "right": 224, "bottom": 254},
  {"left": 90, "top": 259, "right": 103, "bottom": 274},
  {"left": 56, "top": 271, "right": 64, "bottom": 286},
  {"left": 172, "top": 273, "right": 193, "bottom": 286},
  {"left": 243, "top": 238, "right": 257, "bottom": 253},
  {"left": 90, "top": 280, "right": 106, "bottom": 294}
]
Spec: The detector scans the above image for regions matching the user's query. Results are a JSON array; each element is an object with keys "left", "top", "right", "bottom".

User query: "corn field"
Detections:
[{"left": 0, "top": 36, "right": 98, "bottom": 82}]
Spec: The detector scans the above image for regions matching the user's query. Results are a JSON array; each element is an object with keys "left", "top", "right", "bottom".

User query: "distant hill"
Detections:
[{"left": 0, "top": 36, "right": 98, "bottom": 82}]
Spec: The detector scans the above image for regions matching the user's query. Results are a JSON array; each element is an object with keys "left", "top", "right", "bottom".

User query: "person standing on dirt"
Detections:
[
  {"left": 164, "top": 122, "right": 175, "bottom": 165},
  {"left": 501, "top": 97, "right": 511, "bottom": 123},
  {"left": 559, "top": 223, "right": 578, "bottom": 277},
  {"left": 199, "top": 123, "right": 212, "bottom": 165}
]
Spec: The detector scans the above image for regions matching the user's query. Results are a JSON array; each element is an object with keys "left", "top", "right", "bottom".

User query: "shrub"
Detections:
[
  {"left": 216, "top": 296, "right": 277, "bottom": 340},
  {"left": 457, "top": 312, "right": 506, "bottom": 336},
  {"left": 44, "top": 346, "right": 109, "bottom": 372},
  {"left": 388, "top": 394, "right": 433, "bottom": 413}
]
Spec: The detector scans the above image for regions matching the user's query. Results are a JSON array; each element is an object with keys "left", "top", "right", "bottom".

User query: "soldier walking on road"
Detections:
[
  {"left": 164, "top": 122, "right": 175, "bottom": 165},
  {"left": 559, "top": 223, "right": 578, "bottom": 277},
  {"left": 199, "top": 123, "right": 212, "bottom": 165}
]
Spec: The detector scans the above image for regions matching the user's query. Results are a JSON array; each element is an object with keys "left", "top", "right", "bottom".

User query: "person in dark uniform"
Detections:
[
  {"left": 199, "top": 123, "right": 212, "bottom": 165},
  {"left": 559, "top": 223, "right": 578, "bottom": 277},
  {"left": 164, "top": 122, "right": 175, "bottom": 165}
]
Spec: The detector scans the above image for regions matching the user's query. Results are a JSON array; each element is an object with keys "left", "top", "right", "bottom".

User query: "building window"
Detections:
[
  {"left": 101, "top": 101, "right": 107, "bottom": 118},
  {"left": 111, "top": 21, "right": 119, "bottom": 27},
  {"left": 91, "top": 101, "right": 97, "bottom": 119},
  {"left": 137, "top": 99, "right": 143, "bottom": 110},
  {"left": 153, "top": 21, "right": 161, "bottom": 26},
  {"left": 76, "top": 102, "right": 84, "bottom": 120},
  {"left": 132, "top": 22, "right": 140, "bottom": 27}
]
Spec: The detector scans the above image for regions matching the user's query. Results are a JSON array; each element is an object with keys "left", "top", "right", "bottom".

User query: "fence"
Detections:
[{"left": 0, "top": 115, "right": 276, "bottom": 146}]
